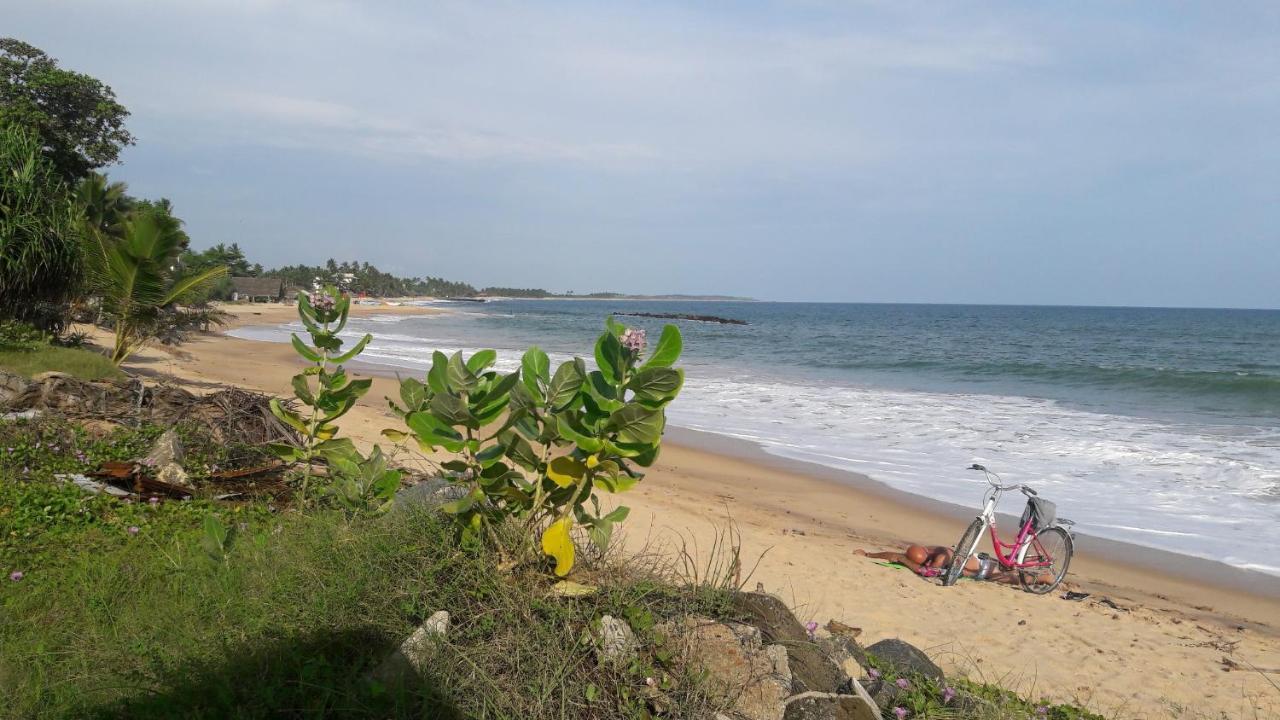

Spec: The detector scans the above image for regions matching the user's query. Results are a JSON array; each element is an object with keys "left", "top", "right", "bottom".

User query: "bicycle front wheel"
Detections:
[
  {"left": 944, "top": 519, "right": 984, "bottom": 587},
  {"left": 1018, "top": 526, "right": 1073, "bottom": 594}
]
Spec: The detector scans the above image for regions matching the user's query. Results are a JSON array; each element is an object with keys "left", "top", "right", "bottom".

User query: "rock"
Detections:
[
  {"left": 155, "top": 463, "right": 191, "bottom": 488},
  {"left": 0, "top": 409, "right": 41, "bottom": 422},
  {"left": 819, "top": 634, "right": 869, "bottom": 678},
  {"left": 731, "top": 592, "right": 848, "bottom": 694},
  {"left": 143, "top": 429, "right": 184, "bottom": 469},
  {"left": 371, "top": 611, "right": 451, "bottom": 686},
  {"left": 396, "top": 477, "right": 468, "bottom": 511},
  {"left": 783, "top": 686, "right": 882, "bottom": 720},
  {"left": 864, "top": 639, "right": 943, "bottom": 684},
  {"left": 0, "top": 372, "right": 30, "bottom": 406},
  {"left": 31, "top": 371, "right": 72, "bottom": 382},
  {"left": 597, "top": 614, "right": 639, "bottom": 666},
  {"left": 56, "top": 473, "right": 132, "bottom": 497},
  {"left": 666, "top": 618, "right": 791, "bottom": 720},
  {"left": 731, "top": 592, "right": 808, "bottom": 644}
]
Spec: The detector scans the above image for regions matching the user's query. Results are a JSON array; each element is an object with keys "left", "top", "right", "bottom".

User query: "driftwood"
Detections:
[
  {"left": 0, "top": 371, "right": 301, "bottom": 447},
  {"left": 613, "top": 311, "right": 747, "bottom": 326}
]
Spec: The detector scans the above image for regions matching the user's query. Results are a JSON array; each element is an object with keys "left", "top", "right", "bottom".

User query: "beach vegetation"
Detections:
[
  {"left": 0, "top": 124, "right": 83, "bottom": 333},
  {"left": 268, "top": 285, "right": 389, "bottom": 508},
  {"left": 83, "top": 208, "right": 228, "bottom": 365},
  {"left": 0, "top": 475, "right": 734, "bottom": 719},
  {"left": 387, "top": 317, "right": 684, "bottom": 578},
  {"left": 0, "top": 38, "right": 134, "bottom": 181}
]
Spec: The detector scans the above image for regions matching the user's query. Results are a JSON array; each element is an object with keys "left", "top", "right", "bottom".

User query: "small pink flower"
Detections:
[
  {"left": 867, "top": 668, "right": 881, "bottom": 681},
  {"left": 9, "top": 571, "right": 22, "bottom": 582},
  {"left": 128, "top": 526, "right": 140, "bottom": 535},
  {"left": 804, "top": 621, "right": 818, "bottom": 640},
  {"left": 942, "top": 686, "right": 956, "bottom": 704},
  {"left": 896, "top": 678, "right": 910, "bottom": 690},
  {"left": 1036, "top": 707, "right": 1048, "bottom": 716},
  {"left": 893, "top": 707, "right": 908, "bottom": 720},
  {"left": 148, "top": 496, "right": 159, "bottom": 505}
]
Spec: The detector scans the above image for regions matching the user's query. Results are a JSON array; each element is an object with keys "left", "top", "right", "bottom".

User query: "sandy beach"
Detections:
[{"left": 101, "top": 304, "right": 1280, "bottom": 718}]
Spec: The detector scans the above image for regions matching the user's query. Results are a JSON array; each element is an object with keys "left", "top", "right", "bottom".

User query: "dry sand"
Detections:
[{"left": 96, "top": 303, "right": 1280, "bottom": 718}]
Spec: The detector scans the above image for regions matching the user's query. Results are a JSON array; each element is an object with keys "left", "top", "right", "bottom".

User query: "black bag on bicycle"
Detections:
[{"left": 1020, "top": 496, "right": 1056, "bottom": 531}]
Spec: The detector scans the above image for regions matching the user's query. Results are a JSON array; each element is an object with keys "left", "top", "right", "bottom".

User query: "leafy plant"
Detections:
[
  {"left": 386, "top": 317, "right": 684, "bottom": 577},
  {"left": 0, "top": 123, "right": 83, "bottom": 332},
  {"left": 268, "top": 285, "right": 373, "bottom": 503},
  {"left": 329, "top": 445, "right": 401, "bottom": 516}
]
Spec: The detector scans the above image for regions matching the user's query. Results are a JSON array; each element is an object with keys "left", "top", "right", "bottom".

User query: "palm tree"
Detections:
[
  {"left": 75, "top": 172, "right": 132, "bottom": 242},
  {"left": 84, "top": 208, "right": 227, "bottom": 365}
]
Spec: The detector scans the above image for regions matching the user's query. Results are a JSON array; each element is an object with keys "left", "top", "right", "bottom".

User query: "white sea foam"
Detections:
[{"left": 230, "top": 317, "right": 1280, "bottom": 576}]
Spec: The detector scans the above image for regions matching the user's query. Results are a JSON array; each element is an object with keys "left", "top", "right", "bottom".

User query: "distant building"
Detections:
[{"left": 230, "top": 277, "right": 285, "bottom": 302}]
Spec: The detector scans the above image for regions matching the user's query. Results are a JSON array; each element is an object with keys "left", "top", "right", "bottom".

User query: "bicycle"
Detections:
[{"left": 942, "top": 464, "right": 1075, "bottom": 594}]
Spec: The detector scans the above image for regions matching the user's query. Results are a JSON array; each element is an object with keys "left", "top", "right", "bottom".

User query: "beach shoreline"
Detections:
[{"left": 98, "top": 307, "right": 1280, "bottom": 715}]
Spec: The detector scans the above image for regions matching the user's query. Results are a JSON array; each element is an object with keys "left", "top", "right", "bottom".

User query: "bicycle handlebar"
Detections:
[{"left": 967, "top": 464, "right": 1033, "bottom": 493}]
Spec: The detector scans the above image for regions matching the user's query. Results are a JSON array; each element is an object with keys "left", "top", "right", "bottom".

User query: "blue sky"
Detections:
[{"left": 8, "top": 1, "right": 1279, "bottom": 306}]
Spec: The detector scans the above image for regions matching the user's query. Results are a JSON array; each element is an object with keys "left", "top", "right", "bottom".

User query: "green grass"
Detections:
[
  {"left": 0, "top": 470, "right": 734, "bottom": 719},
  {"left": 0, "top": 343, "right": 122, "bottom": 381}
]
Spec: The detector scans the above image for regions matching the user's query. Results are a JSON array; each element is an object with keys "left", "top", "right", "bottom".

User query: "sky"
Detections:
[{"left": 7, "top": 1, "right": 1279, "bottom": 307}]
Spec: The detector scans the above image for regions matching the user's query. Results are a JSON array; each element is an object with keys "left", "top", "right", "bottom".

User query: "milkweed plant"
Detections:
[{"left": 383, "top": 317, "right": 685, "bottom": 577}]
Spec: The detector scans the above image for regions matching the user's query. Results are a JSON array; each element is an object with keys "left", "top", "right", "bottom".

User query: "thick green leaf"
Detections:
[
  {"left": 608, "top": 404, "right": 665, "bottom": 445},
  {"left": 546, "top": 360, "right": 584, "bottom": 411},
  {"left": 430, "top": 393, "right": 475, "bottom": 426},
  {"left": 547, "top": 456, "right": 586, "bottom": 488},
  {"left": 556, "top": 414, "right": 603, "bottom": 453},
  {"left": 509, "top": 381, "right": 536, "bottom": 418},
  {"left": 381, "top": 428, "right": 408, "bottom": 443},
  {"left": 405, "top": 411, "right": 464, "bottom": 442},
  {"left": 400, "top": 378, "right": 428, "bottom": 411},
  {"left": 466, "top": 349, "right": 498, "bottom": 374},
  {"left": 267, "top": 442, "right": 303, "bottom": 464},
  {"left": 428, "top": 351, "right": 450, "bottom": 394},
  {"left": 331, "top": 333, "right": 372, "bottom": 365},
  {"left": 627, "top": 367, "right": 683, "bottom": 404},
  {"left": 641, "top": 325, "right": 682, "bottom": 369},
  {"left": 315, "top": 437, "right": 359, "bottom": 463},
  {"left": 476, "top": 444, "right": 507, "bottom": 468},
  {"left": 447, "top": 352, "right": 478, "bottom": 392},
  {"left": 269, "top": 398, "right": 309, "bottom": 435},
  {"left": 521, "top": 346, "right": 550, "bottom": 400},
  {"left": 594, "top": 331, "right": 625, "bottom": 385},
  {"left": 290, "top": 374, "right": 315, "bottom": 405},
  {"left": 290, "top": 334, "right": 322, "bottom": 363},
  {"left": 503, "top": 432, "right": 541, "bottom": 472}
]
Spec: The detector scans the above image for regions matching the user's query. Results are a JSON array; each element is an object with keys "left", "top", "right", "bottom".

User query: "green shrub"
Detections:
[{"left": 385, "top": 317, "right": 684, "bottom": 578}]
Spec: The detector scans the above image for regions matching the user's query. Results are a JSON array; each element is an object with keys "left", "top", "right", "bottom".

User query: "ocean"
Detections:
[{"left": 232, "top": 300, "right": 1280, "bottom": 575}]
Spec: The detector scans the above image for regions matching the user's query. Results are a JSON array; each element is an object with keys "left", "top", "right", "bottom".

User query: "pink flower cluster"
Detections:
[{"left": 620, "top": 327, "right": 646, "bottom": 353}]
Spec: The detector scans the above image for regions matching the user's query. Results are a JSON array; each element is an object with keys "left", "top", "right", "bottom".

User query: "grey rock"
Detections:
[
  {"left": 395, "top": 477, "right": 468, "bottom": 511},
  {"left": 0, "top": 409, "right": 41, "bottom": 422},
  {"left": 597, "top": 614, "right": 639, "bottom": 665},
  {"left": 864, "top": 639, "right": 943, "bottom": 684},
  {"left": 819, "top": 634, "right": 869, "bottom": 677},
  {"left": 143, "top": 429, "right": 185, "bottom": 480},
  {"left": 155, "top": 462, "right": 192, "bottom": 488},
  {"left": 57, "top": 473, "right": 132, "bottom": 497},
  {"left": 783, "top": 687, "right": 882, "bottom": 720},
  {"left": 0, "top": 371, "right": 30, "bottom": 406},
  {"left": 787, "top": 642, "right": 849, "bottom": 694},
  {"left": 371, "top": 611, "right": 451, "bottom": 686}
]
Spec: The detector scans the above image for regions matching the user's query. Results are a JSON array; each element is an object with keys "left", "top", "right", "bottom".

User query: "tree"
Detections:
[
  {"left": 76, "top": 172, "right": 132, "bottom": 242},
  {"left": 1, "top": 38, "right": 134, "bottom": 181},
  {"left": 84, "top": 208, "right": 226, "bottom": 365},
  {"left": 0, "top": 124, "right": 82, "bottom": 330}
]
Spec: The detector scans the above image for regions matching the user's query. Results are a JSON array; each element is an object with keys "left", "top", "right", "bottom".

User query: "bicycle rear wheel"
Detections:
[
  {"left": 944, "top": 519, "right": 984, "bottom": 587},
  {"left": 1018, "top": 526, "right": 1073, "bottom": 594}
]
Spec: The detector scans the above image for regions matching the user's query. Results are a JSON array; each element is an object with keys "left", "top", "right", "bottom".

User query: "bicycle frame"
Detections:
[{"left": 971, "top": 486, "right": 1054, "bottom": 570}]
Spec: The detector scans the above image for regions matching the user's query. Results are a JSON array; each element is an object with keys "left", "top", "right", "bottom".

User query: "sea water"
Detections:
[{"left": 232, "top": 301, "right": 1280, "bottom": 575}]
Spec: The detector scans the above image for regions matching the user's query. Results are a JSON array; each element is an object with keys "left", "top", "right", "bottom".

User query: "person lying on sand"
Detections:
[{"left": 854, "top": 545, "right": 1053, "bottom": 585}]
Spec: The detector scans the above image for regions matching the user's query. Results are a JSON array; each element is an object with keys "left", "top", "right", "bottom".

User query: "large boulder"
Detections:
[
  {"left": 731, "top": 592, "right": 850, "bottom": 695},
  {"left": 665, "top": 618, "right": 792, "bottom": 720},
  {"left": 864, "top": 639, "right": 943, "bottom": 684},
  {"left": 819, "top": 633, "right": 869, "bottom": 679},
  {"left": 0, "top": 372, "right": 30, "bottom": 407},
  {"left": 396, "top": 477, "right": 469, "bottom": 511}
]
